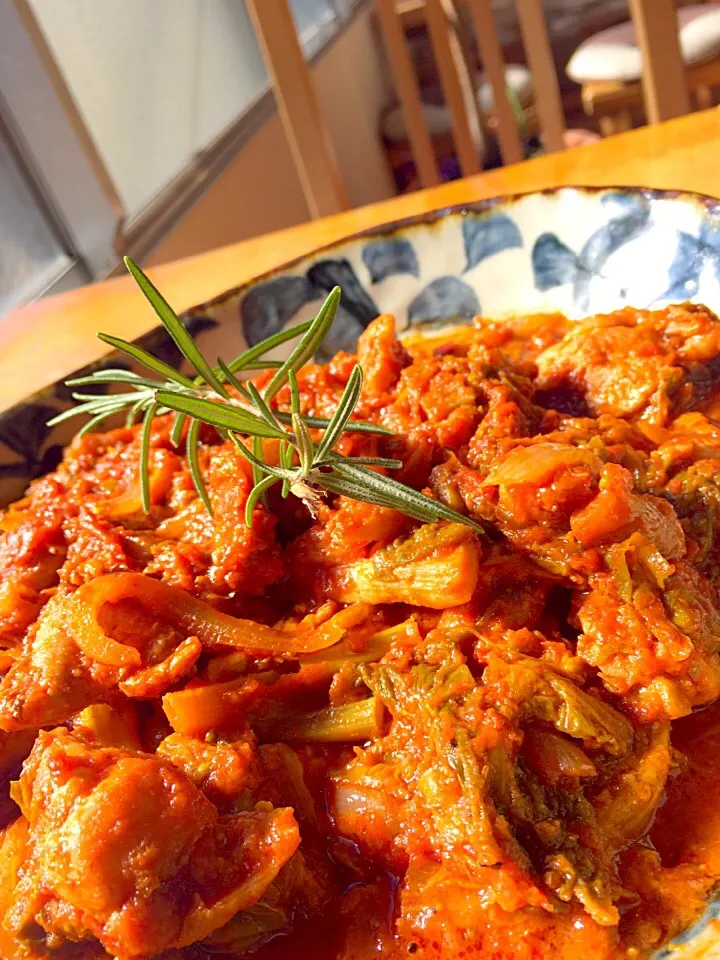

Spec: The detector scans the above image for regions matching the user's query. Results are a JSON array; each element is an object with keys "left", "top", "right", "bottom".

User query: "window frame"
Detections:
[
  {"left": 0, "top": 0, "right": 369, "bottom": 299},
  {"left": 0, "top": 1, "right": 120, "bottom": 283}
]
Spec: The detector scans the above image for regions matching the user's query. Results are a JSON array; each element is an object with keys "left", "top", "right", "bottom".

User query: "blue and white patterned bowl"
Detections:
[
  {"left": 195, "top": 184, "right": 720, "bottom": 360},
  {"left": 5, "top": 186, "right": 720, "bottom": 497},
  {"left": 8, "top": 185, "right": 720, "bottom": 508},
  {"left": 3, "top": 184, "right": 720, "bottom": 954}
]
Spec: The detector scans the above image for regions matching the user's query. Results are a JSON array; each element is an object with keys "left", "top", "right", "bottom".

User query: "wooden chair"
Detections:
[
  {"left": 581, "top": 58, "right": 720, "bottom": 137},
  {"left": 574, "top": 1, "right": 719, "bottom": 135},
  {"left": 247, "top": 0, "right": 564, "bottom": 203},
  {"left": 246, "top": 0, "right": 348, "bottom": 218},
  {"left": 376, "top": 0, "right": 566, "bottom": 183},
  {"left": 628, "top": 0, "right": 691, "bottom": 123},
  {"left": 246, "top": 0, "right": 692, "bottom": 215}
]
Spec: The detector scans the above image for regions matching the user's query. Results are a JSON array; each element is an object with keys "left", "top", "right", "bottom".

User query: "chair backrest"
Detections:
[
  {"left": 247, "top": 0, "right": 693, "bottom": 217},
  {"left": 246, "top": 0, "right": 348, "bottom": 218},
  {"left": 424, "top": 0, "right": 485, "bottom": 177},
  {"left": 628, "top": 0, "right": 690, "bottom": 123},
  {"left": 376, "top": 0, "right": 566, "bottom": 184},
  {"left": 246, "top": 0, "right": 564, "bottom": 206}
]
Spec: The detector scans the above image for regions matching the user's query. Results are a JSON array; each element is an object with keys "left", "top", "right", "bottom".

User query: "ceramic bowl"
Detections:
[{"left": 3, "top": 184, "right": 720, "bottom": 953}]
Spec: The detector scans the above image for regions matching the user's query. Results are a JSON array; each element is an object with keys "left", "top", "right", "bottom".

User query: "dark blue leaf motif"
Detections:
[
  {"left": 531, "top": 195, "right": 651, "bottom": 311},
  {"left": 0, "top": 402, "right": 57, "bottom": 475},
  {"left": 240, "top": 278, "right": 313, "bottom": 347},
  {"left": 600, "top": 190, "right": 649, "bottom": 214},
  {"left": 140, "top": 315, "right": 219, "bottom": 375},
  {"left": 699, "top": 215, "right": 720, "bottom": 251},
  {"left": 307, "top": 259, "right": 379, "bottom": 328},
  {"left": 316, "top": 305, "right": 367, "bottom": 361},
  {"left": 579, "top": 204, "right": 649, "bottom": 267},
  {"left": 532, "top": 234, "right": 580, "bottom": 292},
  {"left": 462, "top": 212, "right": 522, "bottom": 272},
  {"left": 407, "top": 277, "right": 479, "bottom": 326},
  {"left": 362, "top": 237, "right": 419, "bottom": 283},
  {"left": 54, "top": 357, "right": 132, "bottom": 403},
  {"left": 660, "top": 231, "right": 706, "bottom": 301},
  {"left": 574, "top": 197, "right": 651, "bottom": 311}
]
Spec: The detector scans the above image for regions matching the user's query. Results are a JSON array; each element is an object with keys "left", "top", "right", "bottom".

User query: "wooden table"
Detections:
[{"left": 3, "top": 107, "right": 720, "bottom": 412}]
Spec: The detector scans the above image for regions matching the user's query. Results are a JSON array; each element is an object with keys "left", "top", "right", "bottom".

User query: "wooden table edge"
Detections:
[{"left": 2, "top": 108, "right": 720, "bottom": 413}]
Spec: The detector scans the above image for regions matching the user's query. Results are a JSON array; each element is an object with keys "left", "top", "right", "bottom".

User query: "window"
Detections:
[
  {"left": 0, "top": 0, "right": 365, "bottom": 315},
  {"left": 291, "top": 0, "right": 342, "bottom": 57},
  {"left": 26, "top": 0, "right": 271, "bottom": 219},
  {"left": 0, "top": 121, "right": 87, "bottom": 314}
]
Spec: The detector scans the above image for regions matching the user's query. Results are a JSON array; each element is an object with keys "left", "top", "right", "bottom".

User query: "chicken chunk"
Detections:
[
  {"left": 576, "top": 559, "right": 720, "bottom": 719},
  {"left": 535, "top": 303, "right": 720, "bottom": 423},
  {"left": 1, "top": 728, "right": 299, "bottom": 959},
  {"left": 0, "top": 597, "right": 119, "bottom": 731}
]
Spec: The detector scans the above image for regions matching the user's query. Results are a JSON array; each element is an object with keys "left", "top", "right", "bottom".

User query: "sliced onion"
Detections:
[
  {"left": 64, "top": 572, "right": 353, "bottom": 669},
  {"left": 484, "top": 443, "right": 603, "bottom": 487},
  {"left": 522, "top": 727, "right": 597, "bottom": 784},
  {"left": 331, "top": 782, "right": 401, "bottom": 838}
]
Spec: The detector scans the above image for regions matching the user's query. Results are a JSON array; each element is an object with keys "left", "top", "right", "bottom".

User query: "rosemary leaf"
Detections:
[
  {"left": 279, "top": 438, "right": 292, "bottom": 470},
  {"left": 225, "top": 319, "right": 312, "bottom": 375},
  {"left": 47, "top": 397, "right": 128, "bottom": 426},
  {"left": 127, "top": 395, "right": 152, "bottom": 428},
  {"left": 68, "top": 370, "right": 162, "bottom": 388},
  {"left": 186, "top": 325, "right": 309, "bottom": 398},
  {"left": 251, "top": 435, "right": 264, "bottom": 491},
  {"left": 340, "top": 456, "right": 404, "bottom": 469},
  {"left": 231, "top": 440, "right": 294, "bottom": 481},
  {"left": 217, "top": 357, "right": 250, "bottom": 396},
  {"left": 273, "top": 410, "right": 391, "bottom": 436},
  {"left": 70, "top": 391, "right": 148, "bottom": 404},
  {"left": 155, "top": 391, "right": 285, "bottom": 440},
  {"left": 243, "top": 382, "right": 281, "bottom": 431},
  {"left": 241, "top": 359, "right": 283, "bottom": 370},
  {"left": 263, "top": 287, "right": 341, "bottom": 401},
  {"left": 289, "top": 369, "right": 301, "bottom": 416},
  {"left": 77, "top": 412, "right": 114, "bottom": 438},
  {"left": 324, "top": 462, "right": 483, "bottom": 533},
  {"left": 315, "top": 470, "right": 407, "bottom": 512},
  {"left": 170, "top": 411, "right": 187, "bottom": 447},
  {"left": 293, "top": 412, "right": 314, "bottom": 475},
  {"left": 315, "top": 364, "right": 363, "bottom": 462},
  {"left": 245, "top": 475, "right": 278, "bottom": 527},
  {"left": 140, "top": 401, "right": 158, "bottom": 513},
  {"left": 97, "top": 332, "right": 196, "bottom": 389},
  {"left": 124, "top": 257, "right": 229, "bottom": 398},
  {"left": 279, "top": 439, "right": 293, "bottom": 497},
  {"left": 187, "top": 418, "right": 212, "bottom": 515},
  {"left": 284, "top": 371, "right": 311, "bottom": 472}
]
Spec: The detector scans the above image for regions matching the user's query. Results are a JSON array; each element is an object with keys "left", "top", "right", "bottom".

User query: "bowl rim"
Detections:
[
  {"left": 3, "top": 183, "right": 720, "bottom": 425},
  {"left": 178, "top": 183, "right": 720, "bottom": 320}
]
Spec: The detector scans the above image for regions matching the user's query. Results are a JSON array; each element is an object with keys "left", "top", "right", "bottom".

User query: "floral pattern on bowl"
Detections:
[{"left": 4, "top": 186, "right": 720, "bottom": 501}]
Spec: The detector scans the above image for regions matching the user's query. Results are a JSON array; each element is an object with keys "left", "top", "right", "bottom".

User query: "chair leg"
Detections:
[
  {"left": 615, "top": 109, "right": 632, "bottom": 132},
  {"left": 598, "top": 109, "right": 632, "bottom": 137},
  {"left": 599, "top": 114, "right": 618, "bottom": 137},
  {"left": 696, "top": 84, "right": 713, "bottom": 110}
]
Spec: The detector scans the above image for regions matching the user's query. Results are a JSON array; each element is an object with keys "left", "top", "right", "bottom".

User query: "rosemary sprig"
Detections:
[{"left": 49, "top": 257, "right": 483, "bottom": 534}]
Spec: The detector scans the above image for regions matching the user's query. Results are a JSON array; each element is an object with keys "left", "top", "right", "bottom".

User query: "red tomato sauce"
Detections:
[{"left": 2, "top": 304, "right": 720, "bottom": 959}]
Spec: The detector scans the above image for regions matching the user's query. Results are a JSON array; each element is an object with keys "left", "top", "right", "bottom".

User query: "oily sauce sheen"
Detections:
[{"left": 2, "top": 305, "right": 720, "bottom": 958}]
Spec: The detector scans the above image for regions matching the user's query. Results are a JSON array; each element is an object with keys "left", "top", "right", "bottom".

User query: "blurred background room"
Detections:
[{"left": 2, "top": 0, "right": 719, "bottom": 317}]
